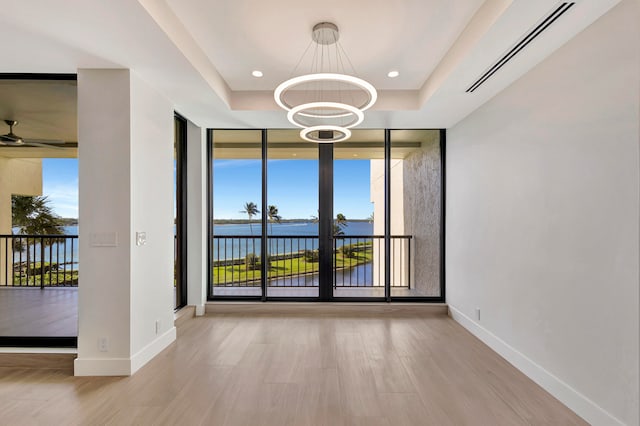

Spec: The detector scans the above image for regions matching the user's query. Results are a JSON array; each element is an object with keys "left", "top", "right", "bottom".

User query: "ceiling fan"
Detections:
[{"left": 0, "top": 120, "right": 67, "bottom": 149}]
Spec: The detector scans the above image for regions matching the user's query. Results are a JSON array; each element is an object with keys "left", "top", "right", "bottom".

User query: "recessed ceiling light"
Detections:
[
  {"left": 387, "top": 70, "right": 399, "bottom": 78},
  {"left": 252, "top": 70, "right": 263, "bottom": 78}
]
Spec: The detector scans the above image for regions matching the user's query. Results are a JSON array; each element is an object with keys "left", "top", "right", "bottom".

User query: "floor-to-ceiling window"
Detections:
[
  {"left": 208, "top": 128, "right": 444, "bottom": 302},
  {"left": 266, "top": 130, "right": 319, "bottom": 298},
  {"left": 333, "top": 130, "right": 386, "bottom": 299},
  {"left": 389, "top": 129, "right": 444, "bottom": 298},
  {"left": 210, "top": 129, "right": 264, "bottom": 298}
]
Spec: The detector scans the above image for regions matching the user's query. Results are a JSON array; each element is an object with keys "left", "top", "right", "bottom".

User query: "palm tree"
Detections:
[
  {"left": 240, "top": 201, "right": 260, "bottom": 235},
  {"left": 11, "top": 195, "right": 65, "bottom": 275},
  {"left": 12, "top": 195, "right": 65, "bottom": 236},
  {"left": 267, "top": 205, "right": 282, "bottom": 234},
  {"left": 334, "top": 213, "right": 348, "bottom": 236},
  {"left": 311, "top": 211, "right": 348, "bottom": 235}
]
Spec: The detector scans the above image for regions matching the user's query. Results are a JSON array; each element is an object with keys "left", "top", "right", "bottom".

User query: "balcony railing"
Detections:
[
  {"left": 0, "top": 234, "right": 79, "bottom": 288},
  {"left": 334, "top": 235, "right": 411, "bottom": 288},
  {"left": 212, "top": 235, "right": 411, "bottom": 288}
]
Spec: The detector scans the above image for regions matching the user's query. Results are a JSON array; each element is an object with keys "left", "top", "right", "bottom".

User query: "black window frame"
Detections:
[{"left": 206, "top": 128, "right": 446, "bottom": 303}]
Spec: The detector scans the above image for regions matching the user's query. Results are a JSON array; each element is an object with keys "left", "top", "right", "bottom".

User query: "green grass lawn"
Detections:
[
  {"left": 12, "top": 271, "right": 78, "bottom": 286},
  {"left": 213, "top": 244, "right": 373, "bottom": 286}
]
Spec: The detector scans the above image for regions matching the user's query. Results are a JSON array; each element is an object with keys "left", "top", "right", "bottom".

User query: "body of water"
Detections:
[
  {"left": 212, "top": 221, "right": 374, "bottom": 260},
  {"left": 13, "top": 222, "right": 374, "bottom": 263},
  {"left": 213, "top": 221, "right": 373, "bottom": 236},
  {"left": 11, "top": 225, "right": 79, "bottom": 269},
  {"left": 10, "top": 222, "right": 380, "bottom": 286}
]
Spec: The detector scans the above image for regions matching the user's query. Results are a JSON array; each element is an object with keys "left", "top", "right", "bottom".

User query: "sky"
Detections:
[
  {"left": 42, "top": 158, "right": 78, "bottom": 218},
  {"left": 214, "top": 159, "right": 373, "bottom": 220},
  {"left": 40, "top": 157, "right": 373, "bottom": 220}
]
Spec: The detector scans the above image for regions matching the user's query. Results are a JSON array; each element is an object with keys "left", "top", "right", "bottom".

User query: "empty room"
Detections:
[{"left": 0, "top": 0, "right": 638, "bottom": 425}]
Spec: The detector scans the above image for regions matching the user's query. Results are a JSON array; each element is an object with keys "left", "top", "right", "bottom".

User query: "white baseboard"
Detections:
[
  {"left": 74, "top": 327, "right": 176, "bottom": 377},
  {"left": 448, "top": 305, "right": 624, "bottom": 426},
  {"left": 195, "top": 304, "right": 205, "bottom": 316},
  {"left": 130, "top": 327, "right": 176, "bottom": 374},
  {"left": 74, "top": 357, "right": 132, "bottom": 376}
]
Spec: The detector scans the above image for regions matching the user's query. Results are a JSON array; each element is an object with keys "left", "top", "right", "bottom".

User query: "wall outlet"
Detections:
[
  {"left": 155, "top": 319, "right": 161, "bottom": 335},
  {"left": 475, "top": 308, "right": 481, "bottom": 321},
  {"left": 98, "top": 337, "right": 109, "bottom": 352}
]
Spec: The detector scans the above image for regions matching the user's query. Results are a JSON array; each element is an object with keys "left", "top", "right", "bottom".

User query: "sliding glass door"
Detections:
[
  {"left": 332, "top": 130, "right": 385, "bottom": 299},
  {"left": 210, "top": 130, "right": 263, "bottom": 298},
  {"left": 390, "top": 130, "right": 443, "bottom": 298},
  {"left": 266, "top": 130, "right": 319, "bottom": 298}
]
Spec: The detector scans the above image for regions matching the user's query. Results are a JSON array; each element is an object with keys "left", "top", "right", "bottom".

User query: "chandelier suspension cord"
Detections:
[
  {"left": 337, "top": 42, "right": 358, "bottom": 110},
  {"left": 290, "top": 39, "right": 315, "bottom": 79},
  {"left": 273, "top": 22, "right": 377, "bottom": 142}
]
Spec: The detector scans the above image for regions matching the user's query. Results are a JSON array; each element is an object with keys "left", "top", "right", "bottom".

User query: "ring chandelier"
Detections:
[{"left": 274, "top": 22, "right": 377, "bottom": 143}]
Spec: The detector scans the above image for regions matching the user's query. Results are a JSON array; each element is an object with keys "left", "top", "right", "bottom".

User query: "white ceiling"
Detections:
[
  {"left": 164, "top": 0, "right": 485, "bottom": 91},
  {"left": 0, "top": 0, "right": 625, "bottom": 131}
]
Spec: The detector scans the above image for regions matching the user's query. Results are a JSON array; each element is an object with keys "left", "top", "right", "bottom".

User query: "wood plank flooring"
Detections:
[{"left": 0, "top": 307, "right": 587, "bottom": 425}]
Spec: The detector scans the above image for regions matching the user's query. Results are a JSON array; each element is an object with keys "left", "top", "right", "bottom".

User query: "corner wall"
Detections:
[
  {"left": 76, "top": 69, "right": 175, "bottom": 376},
  {"left": 129, "top": 72, "right": 176, "bottom": 370},
  {"left": 186, "top": 120, "right": 207, "bottom": 314},
  {"left": 446, "top": 1, "right": 639, "bottom": 424}
]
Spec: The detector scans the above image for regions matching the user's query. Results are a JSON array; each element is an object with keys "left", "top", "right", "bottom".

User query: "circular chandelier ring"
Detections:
[
  {"left": 287, "top": 102, "right": 364, "bottom": 129},
  {"left": 274, "top": 73, "right": 378, "bottom": 113},
  {"left": 300, "top": 126, "right": 351, "bottom": 143}
]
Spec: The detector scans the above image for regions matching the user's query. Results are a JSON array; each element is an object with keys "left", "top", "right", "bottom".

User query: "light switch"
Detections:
[
  {"left": 136, "top": 232, "right": 147, "bottom": 246},
  {"left": 90, "top": 232, "right": 118, "bottom": 247}
]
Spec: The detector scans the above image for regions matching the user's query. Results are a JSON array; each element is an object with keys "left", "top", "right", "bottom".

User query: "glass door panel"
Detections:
[
  {"left": 332, "top": 130, "right": 385, "bottom": 299},
  {"left": 390, "top": 130, "right": 442, "bottom": 298},
  {"left": 211, "top": 130, "right": 263, "bottom": 297},
  {"left": 266, "top": 130, "right": 319, "bottom": 298}
]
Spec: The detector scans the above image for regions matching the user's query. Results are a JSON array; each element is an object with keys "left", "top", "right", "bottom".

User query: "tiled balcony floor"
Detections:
[{"left": 0, "top": 287, "right": 78, "bottom": 337}]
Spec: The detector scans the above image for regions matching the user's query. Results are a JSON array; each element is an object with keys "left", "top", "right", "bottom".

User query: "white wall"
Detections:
[
  {"left": 76, "top": 69, "right": 175, "bottom": 376},
  {"left": 129, "top": 72, "right": 176, "bottom": 371},
  {"left": 186, "top": 120, "right": 207, "bottom": 314},
  {"left": 77, "top": 70, "right": 132, "bottom": 373},
  {"left": 446, "top": 1, "right": 639, "bottom": 424}
]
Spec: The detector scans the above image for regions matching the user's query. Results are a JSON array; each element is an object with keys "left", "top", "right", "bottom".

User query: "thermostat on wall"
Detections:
[{"left": 136, "top": 231, "right": 147, "bottom": 246}]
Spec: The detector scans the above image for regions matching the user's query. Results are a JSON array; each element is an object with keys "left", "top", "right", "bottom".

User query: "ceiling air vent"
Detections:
[{"left": 466, "top": 2, "right": 575, "bottom": 93}]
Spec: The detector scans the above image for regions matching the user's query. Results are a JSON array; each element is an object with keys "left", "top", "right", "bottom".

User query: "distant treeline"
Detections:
[{"left": 60, "top": 218, "right": 78, "bottom": 226}]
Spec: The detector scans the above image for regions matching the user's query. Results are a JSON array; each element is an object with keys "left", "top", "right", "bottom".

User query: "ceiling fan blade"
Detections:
[
  {"left": 22, "top": 142, "right": 66, "bottom": 149},
  {"left": 0, "top": 134, "right": 22, "bottom": 143},
  {"left": 23, "top": 138, "right": 66, "bottom": 145}
]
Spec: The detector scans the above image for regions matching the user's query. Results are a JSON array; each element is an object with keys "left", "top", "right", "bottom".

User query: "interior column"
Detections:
[{"left": 75, "top": 69, "right": 176, "bottom": 376}]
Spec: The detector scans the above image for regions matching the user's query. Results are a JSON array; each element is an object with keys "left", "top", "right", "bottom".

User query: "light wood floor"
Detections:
[{"left": 0, "top": 307, "right": 587, "bottom": 425}]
